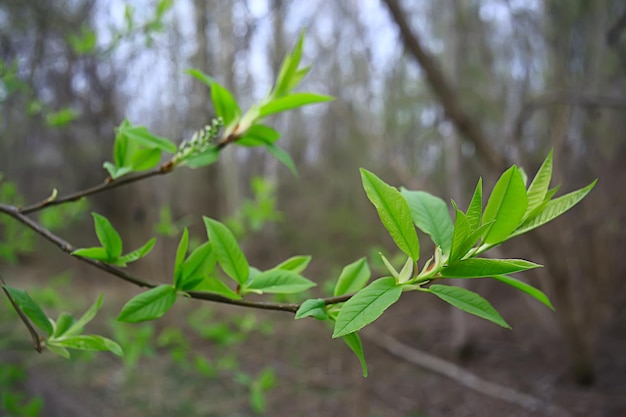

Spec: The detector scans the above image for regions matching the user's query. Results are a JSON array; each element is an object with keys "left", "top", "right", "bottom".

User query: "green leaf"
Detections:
[
  {"left": 449, "top": 207, "right": 470, "bottom": 262},
  {"left": 184, "top": 147, "right": 220, "bottom": 168},
  {"left": 343, "top": 332, "right": 368, "bottom": 377},
  {"left": 273, "top": 255, "right": 312, "bottom": 274},
  {"left": 204, "top": 217, "right": 249, "bottom": 285},
  {"left": 236, "top": 124, "right": 280, "bottom": 147},
  {"left": 333, "top": 277, "right": 402, "bottom": 338},
  {"left": 117, "top": 238, "right": 156, "bottom": 265},
  {"left": 53, "top": 313, "right": 75, "bottom": 337},
  {"left": 334, "top": 257, "right": 371, "bottom": 296},
  {"left": 190, "top": 277, "right": 241, "bottom": 299},
  {"left": 295, "top": 298, "right": 328, "bottom": 320},
  {"left": 491, "top": 275, "right": 554, "bottom": 310},
  {"left": 2, "top": 285, "right": 53, "bottom": 336},
  {"left": 179, "top": 242, "right": 216, "bottom": 290},
  {"left": 64, "top": 294, "right": 103, "bottom": 337},
  {"left": 466, "top": 178, "right": 483, "bottom": 231},
  {"left": 117, "top": 285, "right": 177, "bottom": 323},
  {"left": 441, "top": 258, "right": 541, "bottom": 278},
  {"left": 49, "top": 335, "right": 123, "bottom": 356},
  {"left": 428, "top": 284, "right": 510, "bottom": 328},
  {"left": 92, "top": 212, "right": 123, "bottom": 259},
  {"left": 482, "top": 166, "right": 528, "bottom": 245},
  {"left": 360, "top": 169, "right": 420, "bottom": 261},
  {"left": 401, "top": 189, "right": 453, "bottom": 254},
  {"left": 259, "top": 93, "right": 333, "bottom": 117},
  {"left": 46, "top": 108, "right": 78, "bottom": 127},
  {"left": 103, "top": 162, "right": 133, "bottom": 180},
  {"left": 130, "top": 147, "right": 162, "bottom": 171},
  {"left": 114, "top": 119, "right": 133, "bottom": 166},
  {"left": 121, "top": 125, "right": 177, "bottom": 153},
  {"left": 173, "top": 228, "right": 189, "bottom": 288},
  {"left": 210, "top": 81, "right": 241, "bottom": 127},
  {"left": 525, "top": 150, "right": 553, "bottom": 220},
  {"left": 510, "top": 180, "right": 597, "bottom": 238},
  {"left": 47, "top": 344, "right": 70, "bottom": 359},
  {"left": 264, "top": 143, "right": 298, "bottom": 176},
  {"left": 246, "top": 269, "right": 315, "bottom": 294},
  {"left": 71, "top": 247, "right": 111, "bottom": 262},
  {"left": 274, "top": 32, "right": 305, "bottom": 98}
]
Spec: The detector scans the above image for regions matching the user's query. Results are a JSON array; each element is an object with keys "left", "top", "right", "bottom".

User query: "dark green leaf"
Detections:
[
  {"left": 428, "top": 284, "right": 510, "bottom": 328},
  {"left": 2, "top": 285, "right": 53, "bottom": 336},
  {"left": 360, "top": 169, "right": 420, "bottom": 261},
  {"left": 49, "top": 335, "right": 123, "bottom": 356},
  {"left": 295, "top": 298, "right": 328, "bottom": 320},
  {"left": 441, "top": 258, "right": 541, "bottom": 278},
  {"left": 401, "top": 189, "right": 453, "bottom": 254},
  {"left": 246, "top": 269, "right": 315, "bottom": 294},
  {"left": 204, "top": 217, "right": 249, "bottom": 285},
  {"left": 343, "top": 332, "right": 368, "bottom": 377},
  {"left": 117, "top": 285, "right": 177, "bottom": 323},
  {"left": 333, "top": 277, "right": 402, "bottom": 338},
  {"left": 334, "top": 257, "right": 371, "bottom": 296},
  {"left": 92, "top": 212, "right": 123, "bottom": 258},
  {"left": 259, "top": 93, "right": 334, "bottom": 117},
  {"left": 491, "top": 275, "right": 554, "bottom": 310},
  {"left": 273, "top": 255, "right": 312, "bottom": 274}
]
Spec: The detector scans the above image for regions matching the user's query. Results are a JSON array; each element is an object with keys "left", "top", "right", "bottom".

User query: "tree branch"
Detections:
[
  {"left": 1, "top": 274, "right": 44, "bottom": 353},
  {"left": 381, "top": 0, "right": 505, "bottom": 171},
  {"left": 0, "top": 202, "right": 353, "bottom": 314}
]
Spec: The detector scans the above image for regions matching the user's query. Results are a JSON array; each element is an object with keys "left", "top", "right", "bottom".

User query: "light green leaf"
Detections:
[
  {"left": 92, "top": 212, "right": 123, "bottom": 258},
  {"left": 334, "top": 257, "right": 371, "bottom": 296},
  {"left": 274, "top": 32, "right": 305, "bottom": 98},
  {"left": 203, "top": 217, "right": 249, "bottom": 285},
  {"left": 510, "top": 180, "right": 597, "bottom": 238},
  {"left": 64, "top": 294, "right": 103, "bottom": 337},
  {"left": 210, "top": 81, "right": 241, "bottom": 127},
  {"left": 49, "top": 335, "right": 123, "bottom": 356},
  {"left": 117, "top": 285, "right": 177, "bottom": 323},
  {"left": 189, "top": 277, "right": 241, "bottom": 299},
  {"left": 53, "top": 313, "right": 75, "bottom": 337},
  {"left": 295, "top": 299, "right": 328, "bottom": 320},
  {"left": 114, "top": 119, "right": 133, "bottom": 166},
  {"left": 236, "top": 124, "right": 280, "bottom": 147},
  {"left": 401, "top": 189, "right": 453, "bottom": 254},
  {"left": 246, "top": 269, "right": 315, "bottom": 294},
  {"left": 525, "top": 150, "right": 553, "bottom": 220},
  {"left": 466, "top": 178, "right": 483, "bottom": 231},
  {"left": 103, "top": 162, "right": 133, "bottom": 180},
  {"left": 121, "top": 125, "right": 177, "bottom": 153},
  {"left": 342, "top": 332, "right": 368, "bottom": 377},
  {"left": 482, "top": 166, "right": 528, "bottom": 245},
  {"left": 491, "top": 275, "right": 554, "bottom": 310},
  {"left": 273, "top": 255, "right": 312, "bottom": 274},
  {"left": 184, "top": 147, "right": 220, "bottom": 168},
  {"left": 333, "top": 277, "right": 402, "bottom": 338},
  {"left": 428, "top": 284, "right": 510, "bottom": 328},
  {"left": 441, "top": 258, "right": 541, "bottom": 278},
  {"left": 259, "top": 93, "right": 334, "bottom": 117},
  {"left": 360, "top": 169, "right": 420, "bottom": 261},
  {"left": 449, "top": 207, "right": 470, "bottom": 262},
  {"left": 117, "top": 238, "right": 156, "bottom": 265},
  {"left": 130, "top": 147, "right": 162, "bottom": 171},
  {"left": 264, "top": 143, "right": 298, "bottom": 176},
  {"left": 2, "top": 285, "right": 53, "bottom": 336},
  {"left": 173, "top": 228, "right": 189, "bottom": 287},
  {"left": 47, "top": 344, "right": 70, "bottom": 359},
  {"left": 71, "top": 247, "right": 111, "bottom": 262},
  {"left": 181, "top": 242, "right": 215, "bottom": 281}
]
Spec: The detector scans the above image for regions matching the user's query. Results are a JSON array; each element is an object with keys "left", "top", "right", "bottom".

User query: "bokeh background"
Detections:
[{"left": 1, "top": 0, "right": 625, "bottom": 416}]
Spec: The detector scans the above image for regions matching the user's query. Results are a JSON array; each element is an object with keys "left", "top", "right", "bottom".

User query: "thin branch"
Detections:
[
  {"left": 364, "top": 327, "right": 572, "bottom": 417},
  {"left": 0, "top": 203, "right": 353, "bottom": 314},
  {"left": 1, "top": 275, "right": 44, "bottom": 353}
]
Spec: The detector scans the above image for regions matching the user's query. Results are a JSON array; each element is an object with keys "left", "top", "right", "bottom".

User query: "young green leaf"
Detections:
[
  {"left": 343, "top": 332, "right": 368, "bottom": 377},
  {"left": 53, "top": 312, "right": 75, "bottom": 337},
  {"left": 273, "top": 32, "right": 305, "bottom": 98},
  {"left": 121, "top": 125, "right": 177, "bottom": 153},
  {"left": 258, "top": 93, "right": 333, "bottom": 117},
  {"left": 466, "top": 178, "right": 483, "bottom": 231},
  {"left": 491, "top": 275, "right": 554, "bottom": 310},
  {"left": 48, "top": 335, "right": 123, "bottom": 356},
  {"left": 47, "top": 344, "right": 70, "bottom": 359},
  {"left": 130, "top": 147, "right": 162, "bottom": 171},
  {"left": 333, "top": 277, "right": 402, "bottom": 338},
  {"left": 189, "top": 277, "right": 241, "bottom": 299},
  {"left": 116, "top": 238, "right": 156, "bottom": 265},
  {"left": 173, "top": 228, "right": 189, "bottom": 288},
  {"left": 449, "top": 207, "right": 470, "bottom": 262},
  {"left": 236, "top": 124, "right": 280, "bottom": 147},
  {"left": 117, "top": 285, "right": 177, "bottom": 323},
  {"left": 273, "top": 255, "right": 312, "bottom": 274},
  {"left": 2, "top": 285, "right": 53, "bottom": 336},
  {"left": 295, "top": 298, "right": 328, "bottom": 320},
  {"left": 441, "top": 258, "right": 541, "bottom": 278},
  {"left": 524, "top": 150, "right": 553, "bottom": 220},
  {"left": 181, "top": 242, "right": 215, "bottom": 283},
  {"left": 264, "top": 143, "right": 298, "bottom": 176},
  {"left": 64, "top": 294, "right": 103, "bottom": 337},
  {"left": 334, "top": 257, "right": 371, "bottom": 296},
  {"left": 360, "top": 169, "right": 420, "bottom": 261},
  {"left": 92, "top": 213, "right": 123, "bottom": 259},
  {"left": 428, "top": 284, "right": 510, "bottom": 328},
  {"left": 246, "top": 269, "right": 315, "bottom": 294},
  {"left": 203, "top": 217, "right": 250, "bottom": 285},
  {"left": 103, "top": 162, "right": 133, "bottom": 180},
  {"left": 401, "top": 189, "right": 453, "bottom": 254},
  {"left": 482, "top": 166, "right": 528, "bottom": 245},
  {"left": 510, "top": 180, "right": 597, "bottom": 238},
  {"left": 184, "top": 147, "right": 220, "bottom": 169},
  {"left": 71, "top": 247, "right": 111, "bottom": 262},
  {"left": 209, "top": 81, "right": 241, "bottom": 127}
]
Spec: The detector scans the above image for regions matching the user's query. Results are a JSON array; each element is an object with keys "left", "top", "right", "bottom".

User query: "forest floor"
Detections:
[{"left": 2, "top": 263, "right": 625, "bottom": 417}]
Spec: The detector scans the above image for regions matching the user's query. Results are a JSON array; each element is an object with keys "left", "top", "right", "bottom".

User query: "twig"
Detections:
[
  {"left": 0, "top": 275, "right": 44, "bottom": 353},
  {"left": 363, "top": 327, "right": 571, "bottom": 417},
  {"left": 0, "top": 203, "right": 353, "bottom": 313}
]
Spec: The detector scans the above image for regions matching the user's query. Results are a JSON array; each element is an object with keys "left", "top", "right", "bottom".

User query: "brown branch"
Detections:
[
  {"left": 364, "top": 327, "right": 572, "bottom": 417},
  {"left": 1, "top": 275, "right": 44, "bottom": 353},
  {"left": 381, "top": 0, "right": 505, "bottom": 171},
  {"left": 0, "top": 203, "right": 353, "bottom": 314},
  {"left": 512, "top": 90, "right": 626, "bottom": 143}
]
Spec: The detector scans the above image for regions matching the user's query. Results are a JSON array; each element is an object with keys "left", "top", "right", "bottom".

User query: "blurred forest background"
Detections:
[{"left": 1, "top": 0, "right": 625, "bottom": 416}]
